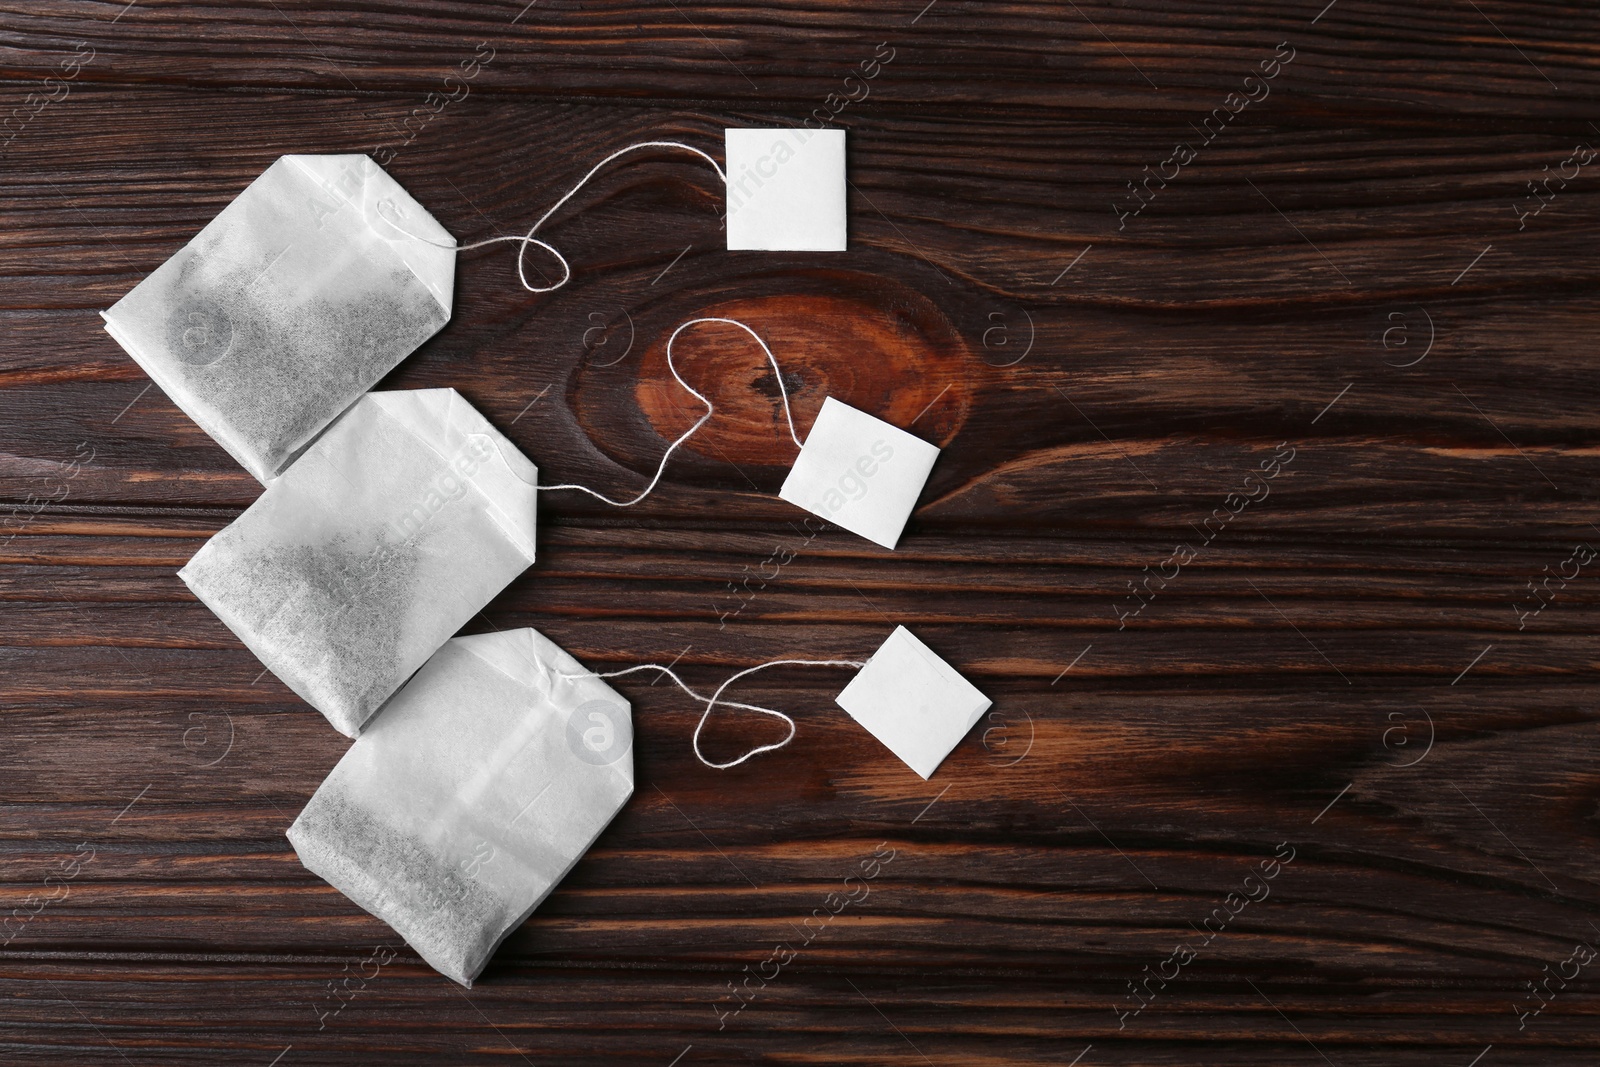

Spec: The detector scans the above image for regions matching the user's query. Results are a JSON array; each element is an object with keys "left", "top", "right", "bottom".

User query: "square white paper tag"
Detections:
[
  {"left": 835, "top": 626, "right": 991, "bottom": 780},
  {"left": 725, "top": 128, "right": 847, "bottom": 252},
  {"left": 778, "top": 396, "right": 939, "bottom": 549}
]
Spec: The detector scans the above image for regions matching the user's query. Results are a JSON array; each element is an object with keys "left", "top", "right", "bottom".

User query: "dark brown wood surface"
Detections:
[{"left": 4, "top": 1, "right": 1600, "bottom": 1063}]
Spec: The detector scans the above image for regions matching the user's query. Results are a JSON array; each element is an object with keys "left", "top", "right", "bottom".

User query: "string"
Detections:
[
  {"left": 538, "top": 316, "right": 806, "bottom": 507},
  {"left": 558, "top": 658, "right": 866, "bottom": 770},
  {"left": 372, "top": 142, "right": 800, "bottom": 505},
  {"left": 377, "top": 140, "right": 726, "bottom": 295}
]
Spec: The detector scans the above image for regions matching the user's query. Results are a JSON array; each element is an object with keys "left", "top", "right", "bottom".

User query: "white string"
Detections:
[
  {"left": 539, "top": 316, "right": 805, "bottom": 506},
  {"left": 371, "top": 143, "right": 801, "bottom": 506},
  {"left": 559, "top": 658, "right": 866, "bottom": 770},
  {"left": 378, "top": 140, "right": 726, "bottom": 295}
]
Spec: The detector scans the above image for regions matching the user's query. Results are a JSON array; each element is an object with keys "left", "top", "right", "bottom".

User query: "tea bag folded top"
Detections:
[
  {"left": 103, "top": 154, "right": 455, "bottom": 483},
  {"left": 288, "top": 628, "right": 634, "bottom": 987},
  {"left": 180, "top": 388, "right": 538, "bottom": 737}
]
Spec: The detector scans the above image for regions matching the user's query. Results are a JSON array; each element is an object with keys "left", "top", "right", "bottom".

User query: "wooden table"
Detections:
[{"left": 4, "top": 2, "right": 1598, "bottom": 1063}]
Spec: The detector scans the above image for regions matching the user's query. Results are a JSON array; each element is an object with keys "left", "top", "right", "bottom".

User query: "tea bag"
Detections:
[
  {"left": 180, "top": 388, "right": 538, "bottom": 737},
  {"left": 288, "top": 628, "right": 633, "bottom": 987},
  {"left": 102, "top": 154, "right": 455, "bottom": 483}
]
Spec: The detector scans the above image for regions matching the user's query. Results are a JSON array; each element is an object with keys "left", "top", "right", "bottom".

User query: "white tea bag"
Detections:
[
  {"left": 835, "top": 626, "right": 991, "bottom": 779},
  {"left": 725, "top": 128, "right": 847, "bottom": 251},
  {"left": 288, "top": 628, "right": 633, "bottom": 987},
  {"left": 102, "top": 154, "right": 455, "bottom": 483},
  {"left": 779, "top": 397, "right": 940, "bottom": 549},
  {"left": 179, "top": 388, "right": 538, "bottom": 737}
]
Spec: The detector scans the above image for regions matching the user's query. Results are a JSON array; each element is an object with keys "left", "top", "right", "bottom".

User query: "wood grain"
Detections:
[{"left": 3, "top": 1, "right": 1600, "bottom": 1064}]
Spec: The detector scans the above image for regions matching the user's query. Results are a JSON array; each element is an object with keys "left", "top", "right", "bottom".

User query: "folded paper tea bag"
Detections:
[
  {"left": 102, "top": 154, "right": 455, "bottom": 483},
  {"left": 724, "top": 128, "right": 847, "bottom": 252},
  {"left": 180, "top": 388, "right": 538, "bottom": 737},
  {"left": 835, "top": 626, "right": 991, "bottom": 779},
  {"left": 779, "top": 397, "right": 940, "bottom": 549},
  {"left": 288, "top": 628, "right": 633, "bottom": 987}
]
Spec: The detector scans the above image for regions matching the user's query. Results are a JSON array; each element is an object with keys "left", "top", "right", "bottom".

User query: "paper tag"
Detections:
[
  {"left": 778, "top": 396, "right": 939, "bottom": 549},
  {"left": 725, "top": 128, "right": 847, "bottom": 252},
  {"left": 835, "top": 626, "right": 991, "bottom": 780}
]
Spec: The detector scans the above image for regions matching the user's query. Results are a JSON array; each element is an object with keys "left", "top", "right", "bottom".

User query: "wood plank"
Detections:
[{"left": 0, "top": 1, "right": 1596, "bottom": 118}]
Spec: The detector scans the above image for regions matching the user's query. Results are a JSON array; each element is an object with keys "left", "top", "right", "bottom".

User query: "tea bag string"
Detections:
[
  {"left": 381, "top": 140, "right": 726, "bottom": 294},
  {"left": 560, "top": 658, "right": 866, "bottom": 770},
  {"left": 539, "top": 316, "right": 805, "bottom": 507}
]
